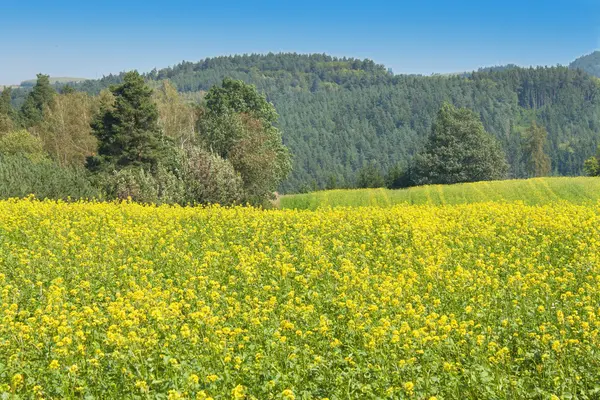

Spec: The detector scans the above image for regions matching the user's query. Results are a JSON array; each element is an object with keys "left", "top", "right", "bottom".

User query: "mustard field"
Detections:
[{"left": 1, "top": 199, "right": 600, "bottom": 399}]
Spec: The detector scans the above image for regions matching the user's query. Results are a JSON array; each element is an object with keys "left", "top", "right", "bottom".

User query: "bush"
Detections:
[
  {"left": 0, "top": 155, "right": 100, "bottom": 200},
  {"left": 105, "top": 166, "right": 186, "bottom": 205},
  {"left": 182, "top": 148, "right": 244, "bottom": 205}
]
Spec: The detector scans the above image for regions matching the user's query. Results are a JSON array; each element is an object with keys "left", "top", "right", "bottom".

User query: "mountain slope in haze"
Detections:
[
  {"left": 8, "top": 53, "right": 600, "bottom": 193},
  {"left": 570, "top": 51, "right": 600, "bottom": 77},
  {"left": 19, "top": 77, "right": 89, "bottom": 87}
]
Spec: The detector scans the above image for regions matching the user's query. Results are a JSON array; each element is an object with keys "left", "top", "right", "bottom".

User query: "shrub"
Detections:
[
  {"left": 0, "top": 155, "right": 100, "bottom": 200},
  {"left": 181, "top": 148, "right": 244, "bottom": 205}
]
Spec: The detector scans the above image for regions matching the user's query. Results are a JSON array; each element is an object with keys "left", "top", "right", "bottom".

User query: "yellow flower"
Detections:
[
  {"left": 232, "top": 384, "right": 246, "bottom": 399},
  {"left": 168, "top": 390, "right": 182, "bottom": 400},
  {"left": 135, "top": 380, "right": 149, "bottom": 393},
  {"left": 282, "top": 389, "right": 296, "bottom": 400},
  {"left": 49, "top": 360, "right": 60, "bottom": 370},
  {"left": 188, "top": 374, "right": 199, "bottom": 385},
  {"left": 11, "top": 374, "right": 23, "bottom": 388}
]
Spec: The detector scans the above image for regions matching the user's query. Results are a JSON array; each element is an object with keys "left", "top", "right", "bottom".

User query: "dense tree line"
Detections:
[
  {"left": 0, "top": 72, "right": 291, "bottom": 205},
  {"left": 4, "top": 53, "right": 600, "bottom": 192}
]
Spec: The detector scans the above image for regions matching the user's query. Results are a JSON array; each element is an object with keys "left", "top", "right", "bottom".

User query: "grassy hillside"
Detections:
[{"left": 280, "top": 177, "right": 600, "bottom": 209}]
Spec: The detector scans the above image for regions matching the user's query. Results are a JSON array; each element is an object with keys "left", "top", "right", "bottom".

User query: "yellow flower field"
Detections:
[{"left": 0, "top": 199, "right": 599, "bottom": 399}]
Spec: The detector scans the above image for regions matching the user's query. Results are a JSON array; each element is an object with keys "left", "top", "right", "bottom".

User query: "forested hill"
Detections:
[
  {"left": 9, "top": 53, "right": 600, "bottom": 192},
  {"left": 570, "top": 51, "right": 600, "bottom": 78}
]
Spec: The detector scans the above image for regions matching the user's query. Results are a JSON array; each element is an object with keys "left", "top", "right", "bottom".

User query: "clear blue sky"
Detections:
[{"left": 1, "top": 0, "right": 599, "bottom": 85}]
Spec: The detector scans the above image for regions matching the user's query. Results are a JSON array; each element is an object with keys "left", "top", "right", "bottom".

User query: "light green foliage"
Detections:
[
  {"left": 524, "top": 121, "right": 551, "bottom": 177},
  {"left": 32, "top": 92, "right": 97, "bottom": 167},
  {"left": 280, "top": 177, "right": 600, "bottom": 209},
  {"left": 181, "top": 147, "right": 244, "bottom": 205},
  {"left": 108, "top": 166, "right": 185, "bottom": 205},
  {"left": 569, "top": 51, "right": 600, "bottom": 77},
  {"left": 153, "top": 80, "right": 197, "bottom": 148},
  {"left": 0, "top": 130, "right": 47, "bottom": 162}
]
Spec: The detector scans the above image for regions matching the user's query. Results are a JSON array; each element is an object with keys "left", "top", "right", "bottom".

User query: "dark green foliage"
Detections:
[
  {"left": 0, "top": 88, "right": 15, "bottom": 132},
  {"left": 0, "top": 155, "right": 100, "bottom": 200},
  {"left": 19, "top": 74, "right": 56, "bottom": 128},
  {"left": 385, "top": 164, "right": 412, "bottom": 189},
  {"left": 205, "top": 77, "right": 278, "bottom": 125},
  {"left": 60, "top": 84, "right": 76, "bottom": 95},
  {"left": 356, "top": 162, "right": 385, "bottom": 188},
  {"left": 524, "top": 121, "right": 551, "bottom": 177},
  {"left": 584, "top": 145, "right": 600, "bottom": 176},
  {"left": 87, "top": 71, "right": 174, "bottom": 173},
  {"left": 412, "top": 103, "right": 508, "bottom": 185}
]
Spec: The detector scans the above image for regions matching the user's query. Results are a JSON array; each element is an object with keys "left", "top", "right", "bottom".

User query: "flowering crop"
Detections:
[{"left": 0, "top": 199, "right": 599, "bottom": 398}]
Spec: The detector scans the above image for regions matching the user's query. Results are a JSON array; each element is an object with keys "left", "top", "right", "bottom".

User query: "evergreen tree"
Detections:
[
  {"left": 584, "top": 145, "right": 600, "bottom": 176},
  {"left": 86, "top": 71, "right": 173, "bottom": 173},
  {"left": 0, "top": 87, "right": 15, "bottom": 133},
  {"left": 524, "top": 121, "right": 551, "bottom": 177},
  {"left": 412, "top": 103, "right": 508, "bottom": 185},
  {"left": 356, "top": 162, "right": 385, "bottom": 188},
  {"left": 60, "top": 84, "right": 76, "bottom": 95},
  {"left": 19, "top": 74, "right": 56, "bottom": 128}
]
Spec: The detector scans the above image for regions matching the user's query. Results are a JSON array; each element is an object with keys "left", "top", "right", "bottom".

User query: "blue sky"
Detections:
[{"left": 1, "top": 0, "right": 599, "bottom": 84}]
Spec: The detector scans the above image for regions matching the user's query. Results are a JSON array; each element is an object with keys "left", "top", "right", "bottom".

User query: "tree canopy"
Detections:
[
  {"left": 19, "top": 74, "right": 56, "bottom": 128},
  {"left": 412, "top": 103, "right": 508, "bottom": 185},
  {"left": 86, "top": 71, "right": 172, "bottom": 173}
]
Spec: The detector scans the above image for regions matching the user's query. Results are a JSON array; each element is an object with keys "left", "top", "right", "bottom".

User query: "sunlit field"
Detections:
[
  {"left": 280, "top": 177, "right": 600, "bottom": 210},
  {"left": 1, "top": 199, "right": 599, "bottom": 398}
]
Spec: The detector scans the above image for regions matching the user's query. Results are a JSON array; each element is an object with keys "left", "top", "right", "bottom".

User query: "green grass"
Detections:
[{"left": 280, "top": 177, "right": 600, "bottom": 209}]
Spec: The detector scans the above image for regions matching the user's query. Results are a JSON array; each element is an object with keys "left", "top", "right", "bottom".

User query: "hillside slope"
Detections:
[
  {"left": 280, "top": 177, "right": 600, "bottom": 209},
  {"left": 570, "top": 51, "right": 600, "bottom": 77}
]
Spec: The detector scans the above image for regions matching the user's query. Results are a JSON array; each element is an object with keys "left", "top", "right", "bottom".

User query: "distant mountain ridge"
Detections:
[{"left": 19, "top": 77, "right": 88, "bottom": 87}]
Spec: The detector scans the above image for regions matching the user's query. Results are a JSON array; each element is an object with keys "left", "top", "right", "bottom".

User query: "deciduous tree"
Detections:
[
  {"left": 412, "top": 103, "right": 508, "bottom": 185},
  {"left": 524, "top": 121, "right": 551, "bottom": 177}
]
